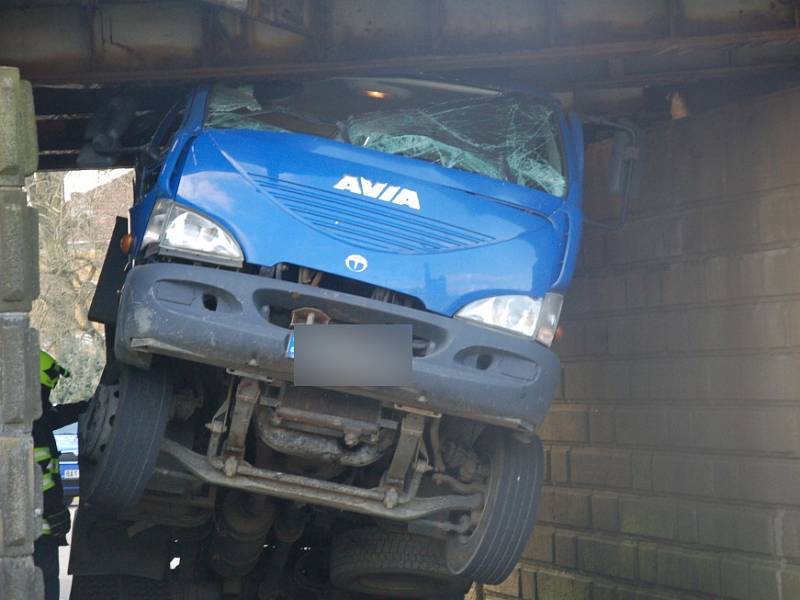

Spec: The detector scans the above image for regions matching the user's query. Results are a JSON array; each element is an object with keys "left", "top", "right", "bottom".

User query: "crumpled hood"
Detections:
[
  {"left": 209, "top": 129, "right": 564, "bottom": 216},
  {"left": 173, "top": 129, "right": 566, "bottom": 315}
]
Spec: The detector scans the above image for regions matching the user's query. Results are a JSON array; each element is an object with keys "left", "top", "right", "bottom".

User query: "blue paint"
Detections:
[{"left": 129, "top": 81, "right": 584, "bottom": 317}]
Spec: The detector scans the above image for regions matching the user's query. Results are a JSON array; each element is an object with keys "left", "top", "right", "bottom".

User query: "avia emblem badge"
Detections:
[
  {"left": 333, "top": 175, "right": 421, "bottom": 211},
  {"left": 345, "top": 254, "right": 368, "bottom": 273}
]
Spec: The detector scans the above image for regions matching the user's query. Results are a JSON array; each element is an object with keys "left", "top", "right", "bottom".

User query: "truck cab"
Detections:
[{"left": 77, "top": 77, "right": 586, "bottom": 599}]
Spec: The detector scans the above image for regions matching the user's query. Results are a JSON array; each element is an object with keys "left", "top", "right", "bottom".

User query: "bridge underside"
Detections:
[{"left": 5, "top": 0, "right": 800, "bottom": 168}]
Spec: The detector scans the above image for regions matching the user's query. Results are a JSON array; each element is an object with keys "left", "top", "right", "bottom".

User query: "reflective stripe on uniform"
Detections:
[
  {"left": 41, "top": 519, "right": 51, "bottom": 535},
  {"left": 40, "top": 350, "right": 69, "bottom": 389},
  {"left": 40, "top": 350, "right": 60, "bottom": 389},
  {"left": 47, "top": 458, "right": 59, "bottom": 475},
  {"left": 34, "top": 447, "right": 52, "bottom": 463},
  {"left": 42, "top": 472, "right": 55, "bottom": 491}
]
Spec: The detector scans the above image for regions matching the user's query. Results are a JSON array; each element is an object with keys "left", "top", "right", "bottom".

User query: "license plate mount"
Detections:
[{"left": 292, "top": 324, "right": 412, "bottom": 387}]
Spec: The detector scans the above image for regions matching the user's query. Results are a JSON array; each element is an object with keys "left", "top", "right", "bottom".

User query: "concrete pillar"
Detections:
[{"left": 0, "top": 66, "right": 43, "bottom": 600}]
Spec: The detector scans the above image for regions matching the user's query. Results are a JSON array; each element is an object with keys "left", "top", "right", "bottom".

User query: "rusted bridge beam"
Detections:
[{"left": 17, "top": 27, "right": 800, "bottom": 85}]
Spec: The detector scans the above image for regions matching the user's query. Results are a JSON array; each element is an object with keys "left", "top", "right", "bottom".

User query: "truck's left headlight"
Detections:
[
  {"left": 455, "top": 293, "right": 563, "bottom": 346},
  {"left": 142, "top": 200, "right": 243, "bottom": 266}
]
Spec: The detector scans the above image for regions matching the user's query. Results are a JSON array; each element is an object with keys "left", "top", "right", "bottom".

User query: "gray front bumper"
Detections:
[{"left": 115, "top": 263, "right": 559, "bottom": 431}]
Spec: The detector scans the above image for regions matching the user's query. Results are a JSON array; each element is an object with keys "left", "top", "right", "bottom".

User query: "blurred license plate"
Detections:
[
  {"left": 63, "top": 469, "right": 79, "bottom": 479},
  {"left": 292, "top": 324, "right": 412, "bottom": 387}
]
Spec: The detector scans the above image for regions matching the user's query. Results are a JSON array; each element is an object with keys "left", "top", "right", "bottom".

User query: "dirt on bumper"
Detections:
[{"left": 115, "top": 263, "right": 559, "bottom": 431}]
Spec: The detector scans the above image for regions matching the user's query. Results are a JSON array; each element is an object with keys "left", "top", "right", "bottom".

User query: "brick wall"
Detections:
[{"left": 487, "top": 88, "right": 800, "bottom": 599}]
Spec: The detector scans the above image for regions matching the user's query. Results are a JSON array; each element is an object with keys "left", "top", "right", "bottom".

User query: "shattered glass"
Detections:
[
  {"left": 345, "top": 97, "right": 565, "bottom": 196},
  {"left": 206, "top": 84, "right": 340, "bottom": 137},
  {"left": 205, "top": 84, "right": 289, "bottom": 133},
  {"left": 205, "top": 83, "right": 566, "bottom": 196}
]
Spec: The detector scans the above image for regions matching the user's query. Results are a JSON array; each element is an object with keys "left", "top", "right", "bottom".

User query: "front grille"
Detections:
[
  {"left": 260, "top": 263, "right": 433, "bottom": 356},
  {"left": 265, "top": 262, "right": 424, "bottom": 310},
  {"left": 250, "top": 175, "right": 495, "bottom": 254}
]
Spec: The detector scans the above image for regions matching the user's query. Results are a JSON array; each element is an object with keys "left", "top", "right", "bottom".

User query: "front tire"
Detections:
[
  {"left": 80, "top": 363, "right": 172, "bottom": 513},
  {"left": 445, "top": 430, "right": 544, "bottom": 584}
]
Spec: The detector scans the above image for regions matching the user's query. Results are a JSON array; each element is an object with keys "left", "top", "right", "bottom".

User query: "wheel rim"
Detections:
[{"left": 447, "top": 436, "right": 497, "bottom": 559}]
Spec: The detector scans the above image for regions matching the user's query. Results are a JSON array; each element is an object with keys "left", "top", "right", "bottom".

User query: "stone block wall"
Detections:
[
  {"left": 487, "top": 87, "right": 800, "bottom": 599},
  {"left": 0, "top": 66, "right": 43, "bottom": 600}
]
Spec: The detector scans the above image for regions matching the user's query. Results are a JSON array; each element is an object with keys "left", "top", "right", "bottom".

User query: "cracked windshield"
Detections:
[{"left": 205, "top": 80, "right": 566, "bottom": 196}]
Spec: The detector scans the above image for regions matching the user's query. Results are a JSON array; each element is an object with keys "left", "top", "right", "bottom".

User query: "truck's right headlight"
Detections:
[
  {"left": 142, "top": 200, "right": 243, "bottom": 266},
  {"left": 455, "top": 292, "right": 563, "bottom": 346}
]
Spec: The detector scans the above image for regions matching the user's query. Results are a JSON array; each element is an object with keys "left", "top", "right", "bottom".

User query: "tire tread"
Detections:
[{"left": 83, "top": 365, "right": 171, "bottom": 513}]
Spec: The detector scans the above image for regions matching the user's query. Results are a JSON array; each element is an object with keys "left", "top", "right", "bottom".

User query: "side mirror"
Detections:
[
  {"left": 608, "top": 124, "right": 644, "bottom": 201},
  {"left": 582, "top": 116, "right": 646, "bottom": 230}
]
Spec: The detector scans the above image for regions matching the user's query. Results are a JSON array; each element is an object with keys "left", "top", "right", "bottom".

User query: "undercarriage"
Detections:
[
  {"left": 72, "top": 358, "right": 545, "bottom": 599},
  {"left": 70, "top": 249, "right": 554, "bottom": 599}
]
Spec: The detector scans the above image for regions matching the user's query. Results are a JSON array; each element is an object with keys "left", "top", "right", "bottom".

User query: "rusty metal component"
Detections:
[
  {"left": 432, "top": 472, "right": 486, "bottom": 495},
  {"left": 255, "top": 415, "right": 388, "bottom": 467},
  {"left": 266, "top": 386, "right": 391, "bottom": 441},
  {"left": 384, "top": 412, "right": 425, "bottom": 488},
  {"left": 207, "top": 378, "right": 260, "bottom": 476},
  {"left": 226, "top": 379, "right": 260, "bottom": 457},
  {"left": 254, "top": 386, "right": 396, "bottom": 467},
  {"left": 0, "top": 6, "right": 800, "bottom": 83},
  {"left": 18, "top": 37, "right": 800, "bottom": 95},
  {"left": 290, "top": 306, "right": 330, "bottom": 326},
  {"left": 209, "top": 491, "right": 276, "bottom": 577},
  {"left": 161, "top": 439, "right": 482, "bottom": 522},
  {"left": 269, "top": 404, "right": 380, "bottom": 441},
  {"left": 206, "top": 397, "right": 230, "bottom": 459},
  {"left": 395, "top": 458, "right": 432, "bottom": 510},
  {"left": 4, "top": 0, "right": 800, "bottom": 123},
  {"left": 441, "top": 438, "right": 482, "bottom": 483},
  {"left": 298, "top": 267, "right": 323, "bottom": 287},
  {"left": 430, "top": 416, "right": 445, "bottom": 473},
  {"left": 392, "top": 403, "right": 441, "bottom": 418},
  {"left": 2, "top": 1, "right": 795, "bottom": 76},
  {"left": 7, "top": 0, "right": 800, "bottom": 169},
  {"left": 281, "top": 455, "right": 344, "bottom": 480}
]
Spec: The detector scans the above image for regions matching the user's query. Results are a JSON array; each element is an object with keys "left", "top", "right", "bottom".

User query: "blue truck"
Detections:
[{"left": 74, "top": 77, "right": 636, "bottom": 600}]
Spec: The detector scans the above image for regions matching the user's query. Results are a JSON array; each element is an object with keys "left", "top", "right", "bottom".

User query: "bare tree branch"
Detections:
[{"left": 28, "top": 170, "right": 133, "bottom": 404}]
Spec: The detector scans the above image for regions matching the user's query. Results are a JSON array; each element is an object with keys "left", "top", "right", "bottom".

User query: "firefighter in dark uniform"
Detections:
[{"left": 33, "top": 350, "right": 88, "bottom": 600}]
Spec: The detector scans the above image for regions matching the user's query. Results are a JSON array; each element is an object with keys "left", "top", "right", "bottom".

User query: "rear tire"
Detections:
[
  {"left": 445, "top": 430, "right": 544, "bottom": 584},
  {"left": 80, "top": 363, "right": 172, "bottom": 513},
  {"left": 330, "top": 528, "right": 471, "bottom": 599}
]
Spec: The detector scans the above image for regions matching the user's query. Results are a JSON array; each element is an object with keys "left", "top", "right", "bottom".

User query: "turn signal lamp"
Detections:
[{"left": 120, "top": 233, "right": 134, "bottom": 254}]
